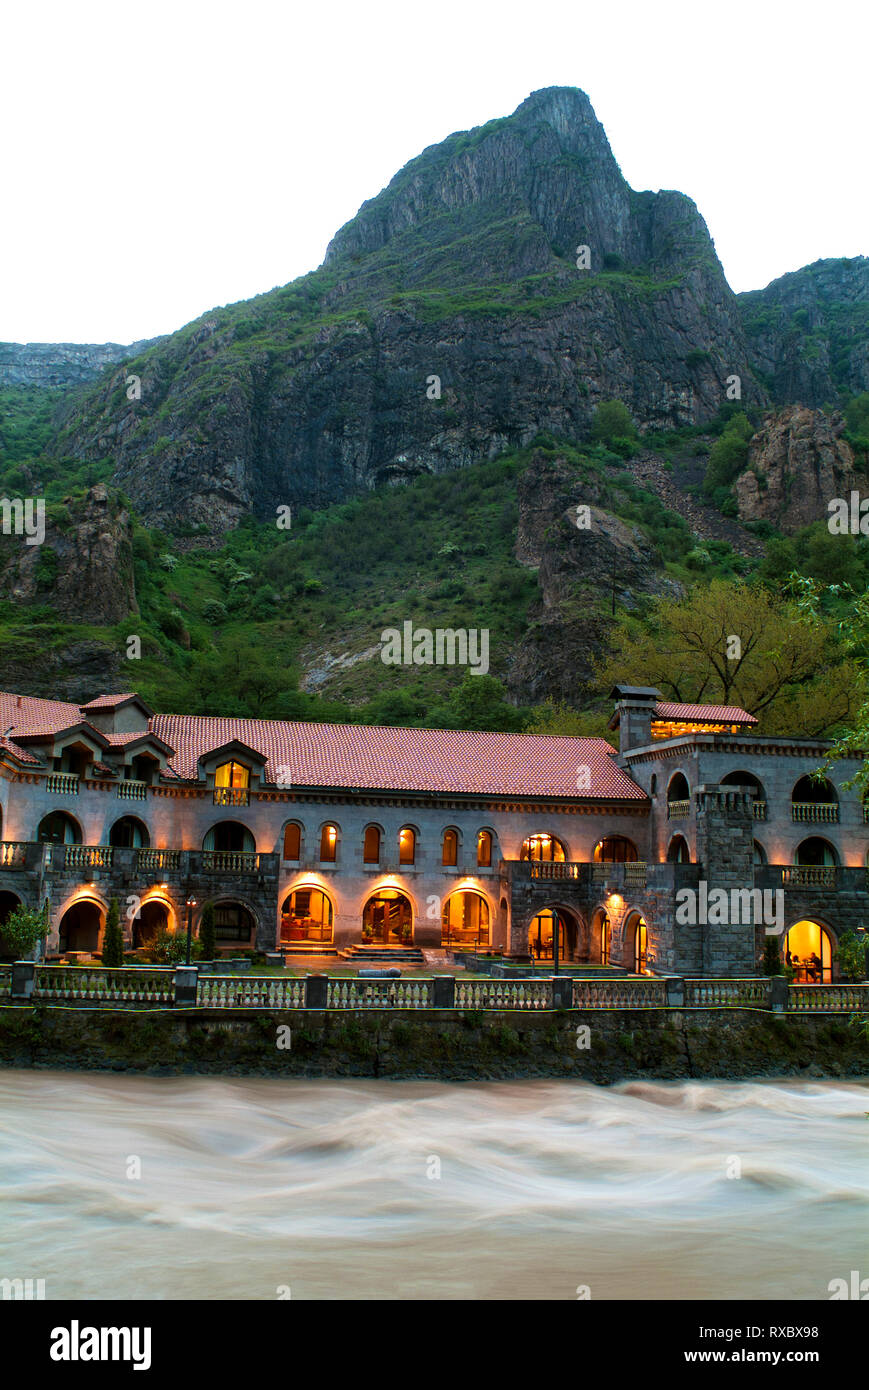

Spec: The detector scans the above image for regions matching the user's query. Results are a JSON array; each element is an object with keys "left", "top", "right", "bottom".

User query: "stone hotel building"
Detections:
[{"left": 0, "top": 685, "right": 865, "bottom": 979}]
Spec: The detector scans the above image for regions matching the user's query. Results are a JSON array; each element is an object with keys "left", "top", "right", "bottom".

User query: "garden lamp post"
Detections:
[{"left": 185, "top": 895, "right": 197, "bottom": 966}]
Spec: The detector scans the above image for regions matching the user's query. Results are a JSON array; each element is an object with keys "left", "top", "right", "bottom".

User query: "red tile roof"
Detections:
[
  {"left": 0, "top": 690, "right": 649, "bottom": 798},
  {"left": 80, "top": 693, "right": 141, "bottom": 709},
  {"left": 653, "top": 701, "right": 757, "bottom": 726},
  {"left": 151, "top": 713, "right": 646, "bottom": 800}
]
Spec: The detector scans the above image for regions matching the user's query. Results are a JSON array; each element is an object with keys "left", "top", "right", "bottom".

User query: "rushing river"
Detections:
[{"left": 0, "top": 1071, "right": 866, "bottom": 1300}]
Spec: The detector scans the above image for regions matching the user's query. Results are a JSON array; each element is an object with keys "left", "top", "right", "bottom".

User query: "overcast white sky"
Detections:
[{"left": 1, "top": 0, "right": 865, "bottom": 345}]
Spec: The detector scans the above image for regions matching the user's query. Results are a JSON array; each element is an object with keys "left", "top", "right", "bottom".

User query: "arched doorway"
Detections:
[
  {"left": 588, "top": 908, "right": 611, "bottom": 964},
  {"left": 721, "top": 771, "right": 766, "bottom": 817},
  {"left": 667, "top": 835, "right": 690, "bottom": 863},
  {"left": 784, "top": 920, "right": 833, "bottom": 983},
  {"left": 281, "top": 887, "right": 334, "bottom": 944},
  {"left": 593, "top": 836, "right": 637, "bottom": 862},
  {"left": 38, "top": 811, "right": 81, "bottom": 845},
  {"left": 59, "top": 898, "right": 104, "bottom": 954},
  {"left": 212, "top": 901, "right": 256, "bottom": 949},
  {"left": 133, "top": 899, "right": 169, "bottom": 949},
  {"left": 109, "top": 816, "right": 150, "bottom": 849},
  {"left": 527, "top": 908, "right": 577, "bottom": 962},
  {"left": 625, "top": 912, "right": 649, "bottom": 974},
  {"left": 441, "top": 891, "right": 490, "bottom": 947},
  {"left": 0, "top": 891, "right": 22, "bottom": 960},
  {"left": 362, "top": 891, "right": 413, "bottom": 946}
]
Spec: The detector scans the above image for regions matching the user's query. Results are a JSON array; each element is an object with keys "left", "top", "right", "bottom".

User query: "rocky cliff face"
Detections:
[
  {"left": 735, "top": 406, "right": 867, "bottom": 533},
  {"left": 738, "top": 257, "right": 869, "bottom": 407},
  {"left": 0, "top": 483, "right": 138, "bottom": 622},
  {"left": 0, "top": 339, "right": 158, "bottom": 389},
  {"left": 54, "top": 87, "right": 768, "bottom": 536},
  {"left": 506, "top": 453, "right": 681, "bottom": 704}
]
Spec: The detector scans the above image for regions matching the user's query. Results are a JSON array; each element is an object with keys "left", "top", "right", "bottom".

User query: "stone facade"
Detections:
[{"left": 0, "top": 689, "right": 867, "bottom": 977}]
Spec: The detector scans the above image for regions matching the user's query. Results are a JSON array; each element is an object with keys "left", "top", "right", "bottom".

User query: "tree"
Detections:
[
  {"left": 596, "top": 578, "right": 863, "bottom": 735},
  {"left": 199, "top": 901, "right": 216, "bottom": 962},
  {"left": 101, "top": 898, "right": 125, "bottom": 967},
  {"left": 590, "top": 400, "right": 635, "bottom": 446},
  {"left": 432, "top": 674, "right": 527, "bottom": 732},
  {"left": 0, "top": 903, "right": 46, "bottom": 959},
  {"left": 702, "top": 412, "right": 754, "bottom": 494},
  {"left": 834, "top": 930, "right": 866, "bottom": 983},
  {"left": 762, "top": 937, "right": 784, "bottom": 977},
  {"left": 524, "top": 700, "right": 614, "bottom": 743}
]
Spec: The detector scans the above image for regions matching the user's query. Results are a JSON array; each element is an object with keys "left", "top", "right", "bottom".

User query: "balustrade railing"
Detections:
[
  {"left": 454, "top": 977, "right": 551, "bottom": 1010},
  {"left": 528, "top": 861, "right": 582, "bottom": 880},
  {"left": 624, "top": 861, "right": 647, "bottom": 886},
  {"left": 792, "top": 803, "right": 839, "bottom": 823},
  {"left": 64, "top": 845, "right": 114, "bottom": 870},
  {"left": 327, "top": 978, "right": 435, "bottom": 1009},
  {"left": 667, "top": 799, "right": 690, "bottom": 819},
  {"left": 572, "top": 977, "right": 667, "bottom": 1009},
  {"left": 753, "top": 800, "right": 767, "bottom": 820},
  {"left": 200, "top": 850, "right": 260, "bottom": 874},
  {"left": 0, "top": 841, "right": 28, "bottom": 869},
  {"left": 46, "top": 772, "right": 79, "bottom": 795},
  {"left": 213, "top": 788, "right": 250, "bottom": 807},
  {"left": 198, "top": 976, "right": 306, "bottom": 1009},
  {"left": 118, "top": 781, "right": 148, "bottom": 800},
  {"left": 780, "top": 865, "right": 837, "bottom": 889},
  {"left": 136, "top": 848, "right": 182, "bottom": 873},
  {"left": 788, "top": 984, "right": 869, "bottom": 1012},
  {"left": 684, "top": 978, "right": 771, "bottom": 1008},
  {"left": 34, "top": 966, "right": 174, "bottom": 1004}
]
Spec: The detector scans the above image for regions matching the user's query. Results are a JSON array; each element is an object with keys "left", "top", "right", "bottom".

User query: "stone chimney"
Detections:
[{"left": 609, "top": 685, "right": 661, "bottom": 757}]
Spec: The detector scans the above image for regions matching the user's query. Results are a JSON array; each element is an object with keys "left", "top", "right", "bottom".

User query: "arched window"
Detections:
[
  {"left": 477, "top": 830, "right": 493, "bottom": 868},
  {"left": 784, "top": 920, "right": 833, "bottom": 983},
  {"left": 632, "top": 916, "right": 648, "bottom": 974},
  {"left": 593, "top": 836, "right": 638, "bottom": 863},
  {"left": 721, "top": 770, "right": 766, "bottom": 819},
  {"left": 213, "top": 902, "right": 256, "bottom": 945},
  {"left": 528, "top": 910, "right": 567, "bottom": 961},
  {"left": 795, "top": 837, "right": 839, "bottom": 867},
  {"left": 441, "top": 891, "right": 490, "bottom": 946},
  {"left": 753, "top": 840, "right": 767, "bottom": 865},
  {"left": 214, "top": 760, "right": 251, "bottom": 806},
  {"left": 203, "top": 822, "right": 255, "bottom": 853},
  {"left": 283, "top": 822, "right": 302, "bottom": 861},
  {"left": 442, "top": 828, "right": 458, "bottom": 866},
  {"left": 363, "top": 825, "right": 381, "bottom": 864},
  {"left": 520, "top": 834, "right": 566, "bottom": 862},
  {"left": 281, "top": 888, "right": 333, "bottom": 944},
  {"left": 399, "top": 827, "right": 416, "bottom": 865},
  {"left": 792, "top": 776, "right": 839, "bottom": 823},
  {"left": 109, "top": 816, "right": 150, "bottom": 849},
  {"left": 38, "top": 812, "right": 81, "bottom": 845},
  {"left": 215, "top": 760, "right": 250, "bottom": 788},
  {"left": 601, "top": 914, "right": 611, "bottom": 966},
  {"left": 650, "top": 775, "right": 657, "bottom": 796},
  {"left": 667, "top": 835, "right": 690, "bottom": 864},
  {"left": 319, "top": 823, "right": 338, "bottom": 862},
  {"left": 667, "top": 773, "right": 690, "bottom": 819}
]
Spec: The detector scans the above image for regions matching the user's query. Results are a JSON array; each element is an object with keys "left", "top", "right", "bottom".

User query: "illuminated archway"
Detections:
[
  {"left": 441, "top": 890, "right": 490, "bottom": 947},
  {"left": 59, "top": 897, "right": 104, "bottom": 955},
  {"left": 625, "top": 911, "right": 649, "bottom": 974},
  {"left": 527, "top": 907, "right": 577, "bottom": 961},
  {"left": 133, "top": 898, "right": 169, "bottom": 949},
  {"left": 594, "top": 836, "right": 637, "bottom": 863},
  {"left": 281, "top": 887, "right": 334, "bottom": 944},
  {"left": 784, "top": 920, "right": 833, "bottom": 983},
  {"left": 521, "top": 834, "right": 566, "bottom": 862},
  {"left": 667, "top": 835, "right": 690, "bottom": 863},
  {"left": 363, "top": 890, "right": 413, "bottom": 946}
]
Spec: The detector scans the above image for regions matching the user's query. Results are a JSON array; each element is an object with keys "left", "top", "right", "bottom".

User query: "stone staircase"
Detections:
[{"left": 339, "top": 944, "right": 425, "bottom": 964}]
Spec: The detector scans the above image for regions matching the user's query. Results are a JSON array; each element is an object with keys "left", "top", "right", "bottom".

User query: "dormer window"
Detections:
[
  {"left": 320, "top": 823, "right": 339, "bottom": 862},
  {"left": 214, "top": 760, "right": 250, "bottom": 806}
]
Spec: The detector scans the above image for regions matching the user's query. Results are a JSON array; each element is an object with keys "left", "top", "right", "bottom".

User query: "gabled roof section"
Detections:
[
  {"left": 653, "top": 701, "right": 757, "bottom": 726},
  {"left": 152, "top": 713, "right": 646, "bottom": 800},
  {"left": 195, "top": 737, "right": 270, "bottom": 775},
  {"left": 80, "top": 693, "right": 154, "bottom": 717}
]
